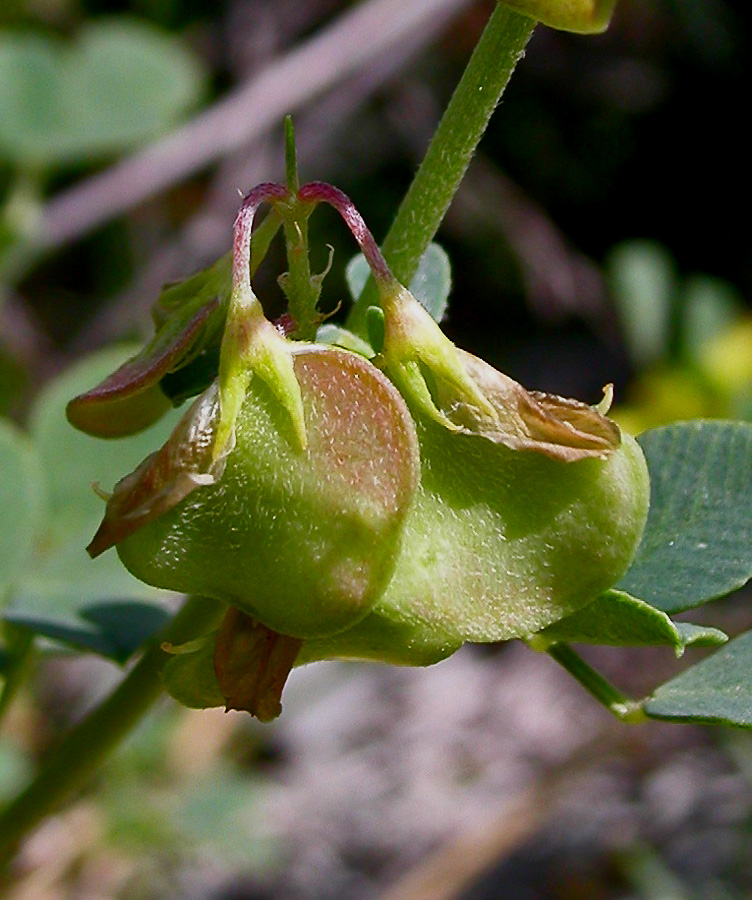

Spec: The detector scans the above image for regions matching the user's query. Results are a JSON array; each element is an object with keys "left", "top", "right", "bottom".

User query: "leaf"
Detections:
[
  {"left": 1, "top": 346, "right": 182, "bottom": 660},
  {"left": 0, "top": 742, "right": 32, "bottom": 804},
  {"left": 315, "top": 324, "right": 374, "bottom": 358},
  {"left": 534, "top": 589, "right": 727, "bottom": 654},
  {"left": 0, "top": 419, "right": 44, "bottom": 602},
  {"left": 644, "top": 629, "right": 752, "bottom": 727},
  {"left": 405, "top": 243, "right": 451, "bottom": 323},
  {"left": 3, "top": 599, "right": 171, "bottom": 664},
  {"left": 173, "top": 772, "right": 275, "bottom": 866},
  {"left": 32, "top": 344, "right": 183, "bottom": 542},
  {"left": 618, "top": 422, "right": 752, "bottom": 613},
  {"left": 346, "top": 243, "right": 451, "bottom": 324},
  {"left": 682, "top": 275, "right": 742, "bottom": 363},
  {"left": 0, "top": 343, "right": 26, "bottom": 417},
  {"left": 67, "top": 254, "right": 230, "bottom": 437},
  {"left": 674, "top": 622, "right": 729, "bottom": 649},
  {"left": 0, "top": 18, "right": 204, "bottom": 166}
]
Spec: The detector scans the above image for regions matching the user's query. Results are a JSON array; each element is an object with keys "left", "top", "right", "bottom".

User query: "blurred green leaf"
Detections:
[
  {"left": 645, "top": 629, "right": 752, "bottom": 726},
  {"left": 30, "top": 344, "right": 181, "bottom": 542},
  {"left": 535, "top": 589, "right": 727, "bottom": 653},
  {"left": 406, "top": 242, "right": 451, "bottom": 323},
  {"left": 607, "top": 240, "right": 675, "bottom": 367},
  {"left": 682, "top": 274, "right": 742, "bottom": 361},
  {"left": 0, "top": 18, "right": 204, "bottom": 167},
  {"left": 2, "top": 345, "right": 182, "bottom": 660},
  {"left": 0, "top": 418, "right": 44, "bottom": 602},
  {"left": 346, "top": 242, "right": 451, "bottom": 323},
  {"left": 345, "top": 255, "right": 371, "bottom": 303},
  {"left": 176, "top": 770, "right": 276, "bottom": 866},
  {"left": 4, "top": 599, "right": 171, "bottom": 663},
  {"left": 0, "top": 342, "right": 27, "bottom": 416},
  {"left": 618, "top": 421, "right": 752, "bottom": 613}
]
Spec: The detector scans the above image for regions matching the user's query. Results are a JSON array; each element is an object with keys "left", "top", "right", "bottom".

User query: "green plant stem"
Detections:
[
  {"left": 0, "top": 595, "right": 225, "bottom": 867},
  {"left": 278, "top": 201, "right": 321, "bottom": 340},
  {"left": 546, "top": 642, "right": 647, "bottom": 722},
  {"left": 285, "top": 115, "right": 300, "bottom": 194},
  {"left": 279, "top": 116, "right": 322, "bottom": 340},
  {"left": 346, "top": 2, "right": 535, "bottom": 335},
  {"left": 0, "top": 627, "right": 35, "bottom": 732}
]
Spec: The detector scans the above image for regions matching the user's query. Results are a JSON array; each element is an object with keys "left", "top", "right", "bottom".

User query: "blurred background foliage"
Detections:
[{"left": 1, "top": 0, "right": 751, "bottom": 898}]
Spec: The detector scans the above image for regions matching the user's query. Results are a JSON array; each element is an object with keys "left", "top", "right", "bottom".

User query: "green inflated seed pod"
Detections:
[
  {"left": 307, "top": 367, "right": 649, "bottom": 654},
  {"left": 91, "top": 346, "right": 421, "bottom": 640},
  {"left": 372, "top": 282, "right": 650, "bottom": 643},
  {"left": 372, "top": 403, "right": 649, "bottom": 643}
]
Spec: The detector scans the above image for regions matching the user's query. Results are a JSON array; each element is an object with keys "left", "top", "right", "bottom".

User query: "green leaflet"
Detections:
[
  {"left": 533, "top": 589, "right": 727, "bottom": 655},
  {"left": 2, "top": 346, "right": 182, "bottom": 662},
  {"left": 618, "top": 422, "right": 752, "bottom": 613},
  {"left": 645, "top": 630, "right": 752, "bottom": 727},
  {"left": 346, "top": 243, "right": 452, "bottom": 325}
]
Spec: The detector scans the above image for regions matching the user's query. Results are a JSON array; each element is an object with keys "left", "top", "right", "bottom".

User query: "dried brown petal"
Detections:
[
  {"left": 214, "top": 607, "right": 303, "bottom": 721},
  {"left": 436, "top": 349, "right": 620, "bottom": 461},
  {"left": 87, "top": 383, "right": 222, "bottom": 557}
]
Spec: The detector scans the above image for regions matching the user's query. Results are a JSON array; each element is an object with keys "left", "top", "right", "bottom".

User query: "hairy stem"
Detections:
[
  {"left": 346, "top": 2, "right": 535, "bottom": 334},
  {"left": 0, "top": 596, "right": 225, "bottom": 867},
  {"left": 278, "top": 199, "right": 320, "bottom": 340}
]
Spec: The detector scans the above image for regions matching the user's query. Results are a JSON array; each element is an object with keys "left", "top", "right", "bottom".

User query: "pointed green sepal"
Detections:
[
  {"left": 214, "top": 283, "right": 307, "bottom": 460},
  {"left": 378, "top": 279, "right": 496, "bottom": 430},
  {"left": 378, "top": 279, "right": 620, "bottom": 461}
]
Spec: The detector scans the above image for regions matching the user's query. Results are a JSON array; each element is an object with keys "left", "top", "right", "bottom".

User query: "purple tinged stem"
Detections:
[
  {"left": 298, "top": 181, "right": 394, "bottom": 285},
  {"left": 232, "top": 182, "right": 289, "bottom": 295}
]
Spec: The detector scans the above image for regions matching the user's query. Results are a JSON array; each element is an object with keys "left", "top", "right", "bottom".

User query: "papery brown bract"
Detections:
[
  {"left": 444, "top": 349, "right": 620, "bottom": 460},
  {"left": 214, "top": 608, "right": 303, "bottom": 721},
  {"left": 87, "top": 382, "right": 223, "bottom": 558}
]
